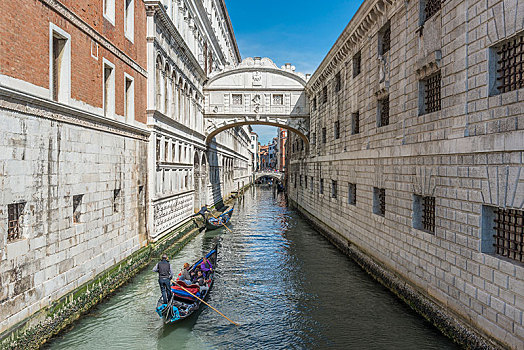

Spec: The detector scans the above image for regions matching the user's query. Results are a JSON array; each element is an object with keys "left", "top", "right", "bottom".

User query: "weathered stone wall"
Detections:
[
  {"left": 0, "top": 90, "right": 148, "bottom": 335},
  {"left": 288, "top": 0, "right": 524, "bottom": 347}
]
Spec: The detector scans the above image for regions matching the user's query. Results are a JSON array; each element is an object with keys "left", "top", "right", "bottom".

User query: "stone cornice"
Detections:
[
  {"left": 145, "top": 1, "right": 206, "bottom": 81},
  {"left": 217, "top": 0, "right": 241, "bottom": 63},
  {"left": 0, "top": 86, "right": 150, "bottom": 141},
  {"left": 39, "top": 0, "right": 147, "bottom": 77},
  {"left": 308, "top": 0, "right": 394, "bottom": 92}
]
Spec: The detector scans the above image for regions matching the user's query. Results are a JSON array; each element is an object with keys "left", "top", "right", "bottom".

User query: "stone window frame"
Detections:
[
  {"left": 413, "top": 194, "right": 436, "bottom": 234},
  {"left": 322, "top": 127, "right": 327, "bottom": 144},
  {"left": 348, "top": 183, "right": 356, "bottom": 205},
  {"left": 331, "top": 180, "right": 338, "bottom": 199},
  {"left": 481, "top": 205, "right": 524, "bottom": 263},
  {"left": 419, "top": 70, "right": 441, "bottom": 115},
  {"left": 7, "top": 202, "right": 26, "bottom": 242},
  {"left": 49, "top": 23, "right": 71, "bottom": 103},
  {"left": 322, "top": 86, "right": 328, "bottom": 104},
  {"left": 124, "top": 73, "right": 135, "bottom": 123},
  {"left": 103, "top": 0, "right": 116, "bottom": 25},
  {"left": 72, "top": 194, "right": 84, "bottom": 224},
  {"left": 377, "top": 96, "right": 390, "bottom": 127},
  {"left": 232, "top": 93, "right": 243, "bottom": 105},
  {"left": 353, "top": 50, "right": 362, "bottom": 78},
  {"left": 124, "top": 0, "right": 134, "bottom": 42},
  {"left": 320, "top": 178, "right": 324, "bottom": 195},
  {"left": 102, "top": 58, "right": 116, "bottom": 118},
  {"left": 373, "top": 187, "right": 386, "bottom": 216},
  {"left": 334, "top": 120, "right": 340, "bottom": 140},
  {"left": 272, "top": 94, "right": 284, "bottom": 105},
  {"left": 312, "top": 97, "right": 317, "bottom": 111},
  {"left": 352, "top": 111, "right": 360, "bottom": 134},
  {"left": 378, "top": 21, "right": 391, "bottom": 56},
  {"left": 488, "top": 32, "right": 524, "bottom": 96},
  {"left": 334, "top": 71, "right": 342, "bottom": 93}
]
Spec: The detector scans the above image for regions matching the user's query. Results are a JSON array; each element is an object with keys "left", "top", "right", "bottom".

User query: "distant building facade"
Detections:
[
  {"left": 287, "top": 0, "right": 524, "bottom": 347},
  {"left": 276, "top": 128, "right": 287, "bottom": 172}
]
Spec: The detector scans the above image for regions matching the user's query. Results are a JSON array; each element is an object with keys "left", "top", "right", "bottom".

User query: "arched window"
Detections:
[
  {"left": 155, "top": 56, "right": 163, "bottom": 110},
  {"left": 171, "top": 72, "right": 177, "bottom": 119},
  {"left": 164, "top": 63, "right": 170, "bottom": 115}
]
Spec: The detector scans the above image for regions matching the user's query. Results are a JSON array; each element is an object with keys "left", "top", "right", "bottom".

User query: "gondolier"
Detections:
[
  {"left": 153, "top": 254, "right": 174, "bottom": 304},
  {"left": 193, "top": 205, "right": 208, "bottom": 220}
]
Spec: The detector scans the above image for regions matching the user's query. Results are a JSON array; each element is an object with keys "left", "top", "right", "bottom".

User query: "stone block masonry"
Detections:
[{"left": 287, "top": 0, "right": 524, "bottom": 347}]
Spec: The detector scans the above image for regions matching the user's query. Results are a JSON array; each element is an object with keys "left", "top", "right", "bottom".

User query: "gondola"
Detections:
[
  {"left": 205, "top": 206, "right": 234, "bottom": 231},
  {"left": 155, "top": 244, "right": 218, "bottom": 324}
]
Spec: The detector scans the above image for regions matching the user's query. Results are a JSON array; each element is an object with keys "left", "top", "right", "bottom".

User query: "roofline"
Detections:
[{"left": 219, "top": 0, "right": 241, "bottom": 63}]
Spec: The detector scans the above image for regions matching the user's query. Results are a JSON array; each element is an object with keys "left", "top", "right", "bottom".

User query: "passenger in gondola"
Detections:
[
  {"left": 192, "top": 270, "right": 209, "bottom": 294},
  {"left": 152, "top": 254, "right": 173, "bottom": 304},
  {"left": 178, "top": 263, "right": 192, "bottom": 285},
  {"left": 200, "top": 256, "right": 213, "bottom": 278}
]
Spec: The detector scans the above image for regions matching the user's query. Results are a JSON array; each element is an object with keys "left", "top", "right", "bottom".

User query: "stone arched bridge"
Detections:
[{"left": 255, "top": 171, "right": 284, "bottom": 182}]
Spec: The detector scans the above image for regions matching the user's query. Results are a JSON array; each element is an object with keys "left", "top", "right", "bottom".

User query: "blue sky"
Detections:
[{"left": 225, "top": 0, "right": 363, "bottom": 144}]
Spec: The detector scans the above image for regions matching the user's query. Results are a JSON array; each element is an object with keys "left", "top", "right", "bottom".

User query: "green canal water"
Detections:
[{"left": 46, "top": 186, "right": 458, "bottom": 349}]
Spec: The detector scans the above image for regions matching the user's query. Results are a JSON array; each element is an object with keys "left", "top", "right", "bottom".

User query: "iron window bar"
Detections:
[
  {"left": 378, "top": 188, "right": 386, "bottom": 216},
  {"left": 381, "top": 25, "right": 391, "bottom": 55},
  {"left": 424, "top": 0, "right": 442, "bottom": 23},
  {"left": 497, "top": 35, "right": 524, "bottom": 94},
  {"left": 379, "top": 97, "right": 390, "bottom": 127},
  {"left": 424, "top": 71, "right": 441, "bottom": 114},
  {"left": 493, "top": 208, "right": 524, "bottom": 263},
  {"left": 8, "top": 202, "right": 25, "bottom": 242},
  {"left": 422, "top": 196, "right": 436, "bottom": 233}
]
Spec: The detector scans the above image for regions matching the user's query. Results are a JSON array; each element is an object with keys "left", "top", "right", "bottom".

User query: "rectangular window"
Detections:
[
  {"left": 353, "top": 51, "right": 361, "bottom": 78},
  {"left": 373, "top": 187, "right": 386, "bottom": 216},
  {"left": 273, "top": 94, "right": 283, "bottom": 105},
  {"left": 413, "top": 195, "right": 435, "bottom": 233},
  {"left": 103, "top": 60, "right": 115, "bottom": 117},
  {"left": 335, "top": 72, "right": 342, "bottom": 92},
  {"left": 164, "top": 141, "right": 169, "bottom": 162},
  {"left": 124, "top": 0, "right": 134, "bottom": 41},
  {"left": 310, "top": 176, "right": 314, "bottom": 192},
  {"left": 311, "top": 132, "right": 316, "bottom": 145},
  {"left": 312, "top": 97, "right": 317, "bottom": 111},
  {"left": 73, "top": 194, "right": 83, "bottom": 224},
  {"left": 320, "top": 179, "right": 324, "bottom": 194},
  {"left": 482, "top": 206, "right": 524, "bottom": 263},
  {"left": 300, "top": 175, "right": 303, "bottom": 187},
  {"left": 322, "top": 86, "right": 328, "bottom": 104},
  {"left": 50, "top": 25, "right": 71, "bottom": 103},
  {"left": 352, "top": 111, "right": 360, "bottom": 134},
  {"left": 322, "top": 127, "right": 327, "bottom": 143},
  {"left": 378, "top": 96, "right": 390, "bottom": 127},
  {"left": 113, "top": 189, "right": 121, "bottom": 213},
  {"left": 232, "top": 94, "right": 243, "bottom": 105},
  {"left": 331, "top": 180, "right": 337, "bottom": 199},
  {"left": 379, "top": 22, "right": 391, "bottom": 56},
  {"left": 156, "top": 139, "right": 161, "bottom": 161},
  {"left": 493, "top": 35, "right": 524, "bottom": 94},
  {"left": 7, "top": 202, "right": 25, "bottom": 242},
  {"left": 421, "top": 71, "right": 441, "bottom": 114},
  {"left": 348, "top": 183, "right": 356, "bottom": 205},
  {"left": 305, "top": 175, "right": 308, "bottom": 189},
  {"left": 423, "top": 0, "right": 442, "bottom": 23},
  {"left": 334, "top": 121, "right": 340, "bottom": 139},
  {"left": 294, "top": 174, "right": 297, "bottom": 188},
  {"left": 124, "top": 75, "right": 134, "bottom": 122},
  {"left": 103, "top": 0, "right": 115, "bottom": 25}
]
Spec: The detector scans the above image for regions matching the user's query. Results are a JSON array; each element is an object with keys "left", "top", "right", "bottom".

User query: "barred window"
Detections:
[
  {"left": 373, "top": 187, "right": 386, "bottom": 216},
  {"left": 331, "top": 180, "right": 338, "bottom": 199},
  {"left": 312, "top": 97, "right": 317, "bottom": 111},
  {"left": 305, "top": 176, "right": 308, "bottom": 189},
  {"left": 7, "top": 202, "right": 25, "bottom": 242},
  {"left": 353, "top": 51, "right": 361, "bottom": 78},
  {"left": 424, "top": 0, "right": 442, "bottom": 23},
  {"left": 482, "top": 206, "right": 524, "bottom": 263},
  {"left": 312, "top": 132, "right": 316, "bottom": 145},
  {"left": 421, "top": 71, "right": 441, "bottom": 114},
  {"left": 232, "top": 94, "right": 243, "bottom": 105},
  {"left": 310, "top": 176, "right": 314, "bottom": 192},
  {"left": 164, "top": 141, "right": 169, "bottom": 161},
  {"left": 320, "top": 179, "right": 324, "bottom": 194},
  {"left": 322, "top": 86, "right": 328, "bottom": 104},
  {"left": 322, "top": 127, "right": 327, "bottom": 143},
  {"left": 494, "top": 35, "right": 524, "bottom": 94},
  {"left": 348, "top": 183, "right": 356, "bottom": 205},
  {"left": 414, "top": 195, "right": 435, "bottom": 233},
  {"left": 73, "top": 194, "right": 83, "bottom": 224},
  {"left": 379, "top": 22, "right": 391, "bottom": 55},
  {"left": 335, "top": 72, "right": 342, "bottom": 92},
  {"left": 378, "top": 96, "right": 390, "bottom": 127},
  {"left": 113, "top": 189, "right": 121, "bottom": 213},
  {"left": 352, "top": 111, "right": 360, "bottom": 134},
  {"left": 273, "top": 94, "right": 283, "bottom": 105},
  {"left": 334, "top": 120, "right": 340, "bottom": 139}
]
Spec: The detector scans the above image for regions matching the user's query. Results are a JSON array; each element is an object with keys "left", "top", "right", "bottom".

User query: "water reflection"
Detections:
[{"left": 47, "top": 186, "right": 458, "bottom": 350}]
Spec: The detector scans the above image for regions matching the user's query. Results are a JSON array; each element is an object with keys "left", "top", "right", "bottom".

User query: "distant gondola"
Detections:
[
  {"left": 155, "top": 244, "right": 218, "bottom": 324},
  {"left": 205, "top": 206, "right": 234, "bottom": 231}
]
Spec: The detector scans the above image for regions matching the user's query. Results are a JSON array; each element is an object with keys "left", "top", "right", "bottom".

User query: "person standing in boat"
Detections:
[
  {"left": 192, "top": 205, "right": 208, "bottom": 220},
  {"left": 153, "top": 254, "right": 173, "bottom": 304},
  {"left": 200, "top": 256, "right": 213, "bottom": 279}
]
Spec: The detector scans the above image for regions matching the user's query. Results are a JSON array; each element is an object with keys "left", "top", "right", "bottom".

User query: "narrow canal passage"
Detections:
[{"left": 46, "top": 187, "right": 458, "bottom": 349}]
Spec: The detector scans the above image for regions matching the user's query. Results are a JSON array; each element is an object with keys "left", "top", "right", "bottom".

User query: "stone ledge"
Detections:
[{"left": 288, "top": 199, "right": 505, "bottom": 350}]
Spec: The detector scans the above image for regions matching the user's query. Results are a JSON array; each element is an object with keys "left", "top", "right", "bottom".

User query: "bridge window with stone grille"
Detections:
[
  {"left": 492, "top": 34, "right": 524, "bottom": 94},
  {"left": 331, "top": 180, "right": 338, "bottom": 199},
  {"left": 423, "top": 0, "right": 442, "bottom": 23},
  {"left": 273, "top": 94, "right": 283, "bottom": 105},
  {"left": 379, "top": 22, "right": 391, "bottom": 56},
  {"left": 378, "top": 96, "right": 390, "bottom": 127},
  {"left": 73, "top": 194, "right": 83, "bottom": 224},
  {"left": 373, "top": 187, "right": 386, "bottom": 216},
  {"left": 421, "top": 71, "right": 441, "bottom": 114},
  {"left": 7, "top": 202, "right": 25, "bottom": 242},
  {"left": 348, "top": 183, "right": 356, "bottom": 205},
  {"left": 413, "top": 194, "right": 435, "bottom": 233},
  {"left": 353, "top": 51, "right": 361, "bottom": 78},
  {"left": 482, "top": 205, "right": 524, "bottom": 263},
  {"left": 232, "top": 94, "right": 243, "bottom": 105}
]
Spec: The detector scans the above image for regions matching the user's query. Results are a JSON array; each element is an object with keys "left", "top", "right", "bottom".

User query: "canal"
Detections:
[{"left": 46, "top": 186, "right": 458, "bottom": 349}]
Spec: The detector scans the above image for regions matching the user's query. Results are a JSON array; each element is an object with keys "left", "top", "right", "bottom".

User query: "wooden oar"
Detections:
[
  {"left": 209, "top": 211, "right": 233, "bottom": 233},
  {"left": 173, "top": 281, "right": 240, "bottom": 326}
]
